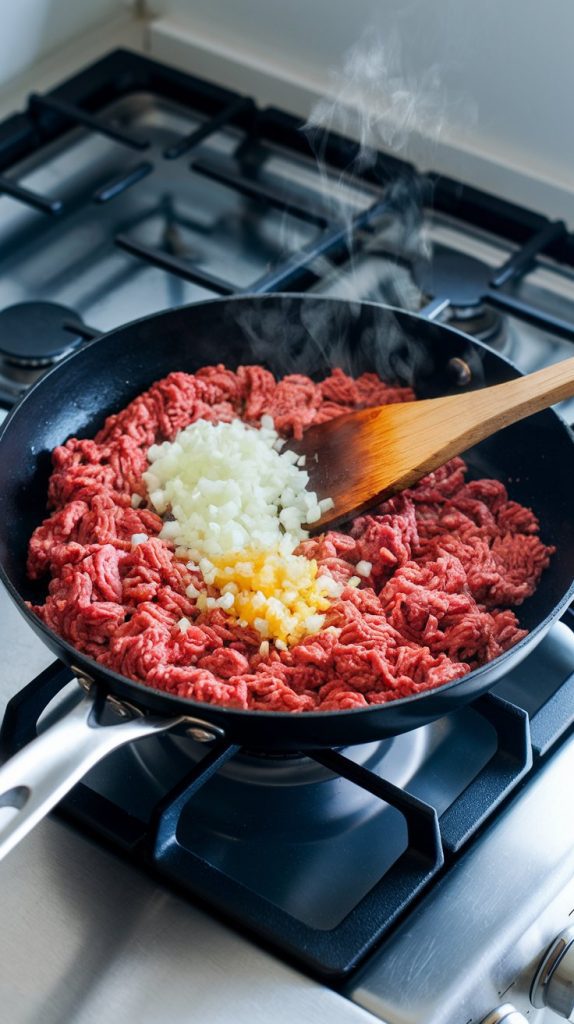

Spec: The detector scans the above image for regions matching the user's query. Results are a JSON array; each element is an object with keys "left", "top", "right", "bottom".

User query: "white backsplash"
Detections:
[{"left": 0, "top": 0, "right": 129, "bottom": 89}]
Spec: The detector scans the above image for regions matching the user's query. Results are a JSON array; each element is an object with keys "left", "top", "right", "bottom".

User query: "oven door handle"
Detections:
[{"left": 0, "top": 683, "right": 217, "bottom": 862}]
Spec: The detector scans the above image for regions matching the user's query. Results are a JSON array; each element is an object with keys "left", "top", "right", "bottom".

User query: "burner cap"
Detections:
[
  {"left": 0, "top": 301, "right": 86, "bottom": 367},
  {"left": 413, "top": 250, "right": 491, "bottom": 308},
  {"left": 446, "top": 302, "right": 506, "bottom": 347}
]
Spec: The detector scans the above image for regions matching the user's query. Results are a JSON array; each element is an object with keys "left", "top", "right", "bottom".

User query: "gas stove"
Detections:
[{"left": 0, "top": 49, "right": 574, "bottom": 1024}]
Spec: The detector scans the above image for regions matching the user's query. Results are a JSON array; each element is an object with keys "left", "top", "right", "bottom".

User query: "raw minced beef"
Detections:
[{"left": 27, "top": 365, "right": 554, "bottom": 712}]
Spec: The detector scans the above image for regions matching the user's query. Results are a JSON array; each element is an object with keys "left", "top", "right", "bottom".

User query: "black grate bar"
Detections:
[
  {"left": 153, "top": 740, "right": 242, "bottom": 858},
  {"left": 28, "top": 93, "right": 150, "bottom": 151},
  {"left": 438, "top": 693, "right": 531, "bottom": 855},
  {"left": 114, "top": 233, "right": 236, "bottom": 294},
  {"left": 164, "top": 96, "right": 255, "bottom": 159},
  {"left": 419, "top": 296, "right": 451, "bottom": 321},
  {"left": 244, "top": 228, "right": 344, "bottom": 294},
  {"left": 247, "top": 197, "right": 392, "bottom": 294},
  {"left": 0, "top": 660, "right": 72, "bottom": 755},
  {"left": 0, "top": 174, "right": 62, "bottom": 214},
  {"left": 485, "top": 289, "right": 574, "bottom": 342},
  {"left": 424, "top": 171, "right": 553, "bottom": 250},
  {"left": 490, "top": 220, "right": 568, "bottom": 288},
  {"left": 258, "top": 106, "right": 414, "bottom": 183},
  {"left": 529, "top": 669, "right": 574, "bottom": 758},
  {"left": 62, "top": 320, "right": 103, "bottom": 341},
  {"left": 191, "top": 153, "right": 332, "bottom": 227},
  {"left": 311, "top": 747, "right": 443, "bottom": 860},
  {"left": 93, "top": 161, "right": 154, "bottom": 203}
]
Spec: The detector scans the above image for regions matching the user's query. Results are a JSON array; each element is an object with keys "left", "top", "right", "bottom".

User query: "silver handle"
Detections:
[{"left": 0, "top": 683, "right": 218, "bottom": 862}]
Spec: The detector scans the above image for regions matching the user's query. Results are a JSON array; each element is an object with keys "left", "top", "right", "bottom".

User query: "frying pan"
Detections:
[{"left": 0, "top": 294, "right": 573, "bottom": 861}]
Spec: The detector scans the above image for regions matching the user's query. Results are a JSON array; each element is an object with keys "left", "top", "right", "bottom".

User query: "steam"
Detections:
[
  {"left": 283, "top": 30, "right": 435, "bottom": 314},
  {"left": 304, "top": 28, "right": 451, "bottom": 169},
  {"left": 296, "top": 25, "right": 476, "bottom": 309},
  {"left": 229, "top": 295, "right": 444, "bottom": 392},
  {"left": 231, "top": 24, "right": 480, "bottom": 389}
]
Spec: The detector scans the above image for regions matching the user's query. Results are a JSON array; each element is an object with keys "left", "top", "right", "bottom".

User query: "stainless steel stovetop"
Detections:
[{"left": 0, "top": 49, "right": 574, "bottom": 1024}]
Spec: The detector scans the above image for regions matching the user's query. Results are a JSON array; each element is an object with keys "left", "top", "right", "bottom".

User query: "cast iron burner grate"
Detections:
[{"left": 2, "top": 622, "right": 574, "bottom": 981}]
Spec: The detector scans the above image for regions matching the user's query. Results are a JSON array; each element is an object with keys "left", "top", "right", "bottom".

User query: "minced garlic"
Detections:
[{"left": 195, "top": 549, "right": 342, "bottom": 646}]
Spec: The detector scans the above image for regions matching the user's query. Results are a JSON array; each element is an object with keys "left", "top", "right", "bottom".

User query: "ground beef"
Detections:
[{"left": 27, "top": 365, "right": 554, "bottom": 712}]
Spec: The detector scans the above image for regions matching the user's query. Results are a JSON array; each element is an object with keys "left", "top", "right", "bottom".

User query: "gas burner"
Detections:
[
  {"left": 0, "top": 301, "right": 86, "bottom": 377},
  {"left": 445, "top": 301, "right": 507, "bottom": 347},
  {"left": 132, "top": 728, "right": 430, "bottom": 822},
  {"left": 129, "top": 729, "right": 433, "bottom": 931},
  {"left": 413, "top": 250, "right": 491, "bottom": 307},
  {"left": 413, "top": 250, "right": 507, "bottom": 347}
]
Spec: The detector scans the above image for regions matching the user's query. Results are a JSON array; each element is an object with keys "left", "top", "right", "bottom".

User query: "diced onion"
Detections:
[
  {"left": 143, "top": 416, "right": 340, "bottom": 646},
  {"left": 144, "top": 418, "right": 318, "bottom": 562},
  {"left": 356, "top": 560, "right": 373, "bottom": 577}
]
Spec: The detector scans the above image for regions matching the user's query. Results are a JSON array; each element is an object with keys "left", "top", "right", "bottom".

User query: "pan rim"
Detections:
[{"left": 1, "top": 292, "right": 573, "bottom": 723}]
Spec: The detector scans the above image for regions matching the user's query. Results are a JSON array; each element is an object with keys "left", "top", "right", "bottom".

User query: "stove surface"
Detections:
[{"left": 0, "top": 819, "right": 378, "bottom": 1024}]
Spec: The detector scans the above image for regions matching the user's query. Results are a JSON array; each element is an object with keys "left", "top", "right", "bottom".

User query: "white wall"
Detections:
[
  {"left": 0, "top": 0, "right": 126, "bottom": 89},
  {"left": 149, "top": 0, "right": 574, "bottom": 219}
]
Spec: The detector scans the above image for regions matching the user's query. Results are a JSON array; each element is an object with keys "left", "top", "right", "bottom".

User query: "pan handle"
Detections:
[{"left": 0, "top": 683, "right": 219, "bottom": 862}]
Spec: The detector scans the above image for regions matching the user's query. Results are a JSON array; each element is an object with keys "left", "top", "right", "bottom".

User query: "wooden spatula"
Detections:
[{"left": 295, "top": 356, "right": 574, "bottom": 532}]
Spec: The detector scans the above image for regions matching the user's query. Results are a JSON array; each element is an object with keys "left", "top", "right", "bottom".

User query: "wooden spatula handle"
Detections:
[
  {"left": 409, "top": 354, "right": 574, "bottom": 458},
  {"left": 364, "top": 354, "right": 574, "bottom": 502},
  {"left": 300, "top": 354, "right": 574, "bottom": 532},
  {"left": 457, "top": 355, "right": 574, "bottom": 435}
]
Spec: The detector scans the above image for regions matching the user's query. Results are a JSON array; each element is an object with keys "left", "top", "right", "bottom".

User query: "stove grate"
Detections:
[
  {"left": 248, "top": 198, "right": 393, "bottom": 294},
  {"left": 486, "top": 289, "right": 574, "bottom": 342},
  {"left": 93, "top": 160, "right": 154, "bottom": 204},
  {"left": 164, "top": 96, "right": 255, "bottom": 160},
  {"left": 490, "top": 220, "right": 568, "bottom": 288},
  {"left": 0, "top": 50, "right": 572, "bottom": 347},
  {"left": 153, "top": 738, "right": 443, "bottom": 978},
  {"left": 0, "top": 173, "right": 63, "bottom": 215},
  {"left": 114, "top": 233, "right": 237, "bottom": 294},
  {"left": 192, "top": 152, "right": 333, "bottom": 226},
  {"left": 28, "top": 91, "right": 151, "bottom": 151}
]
